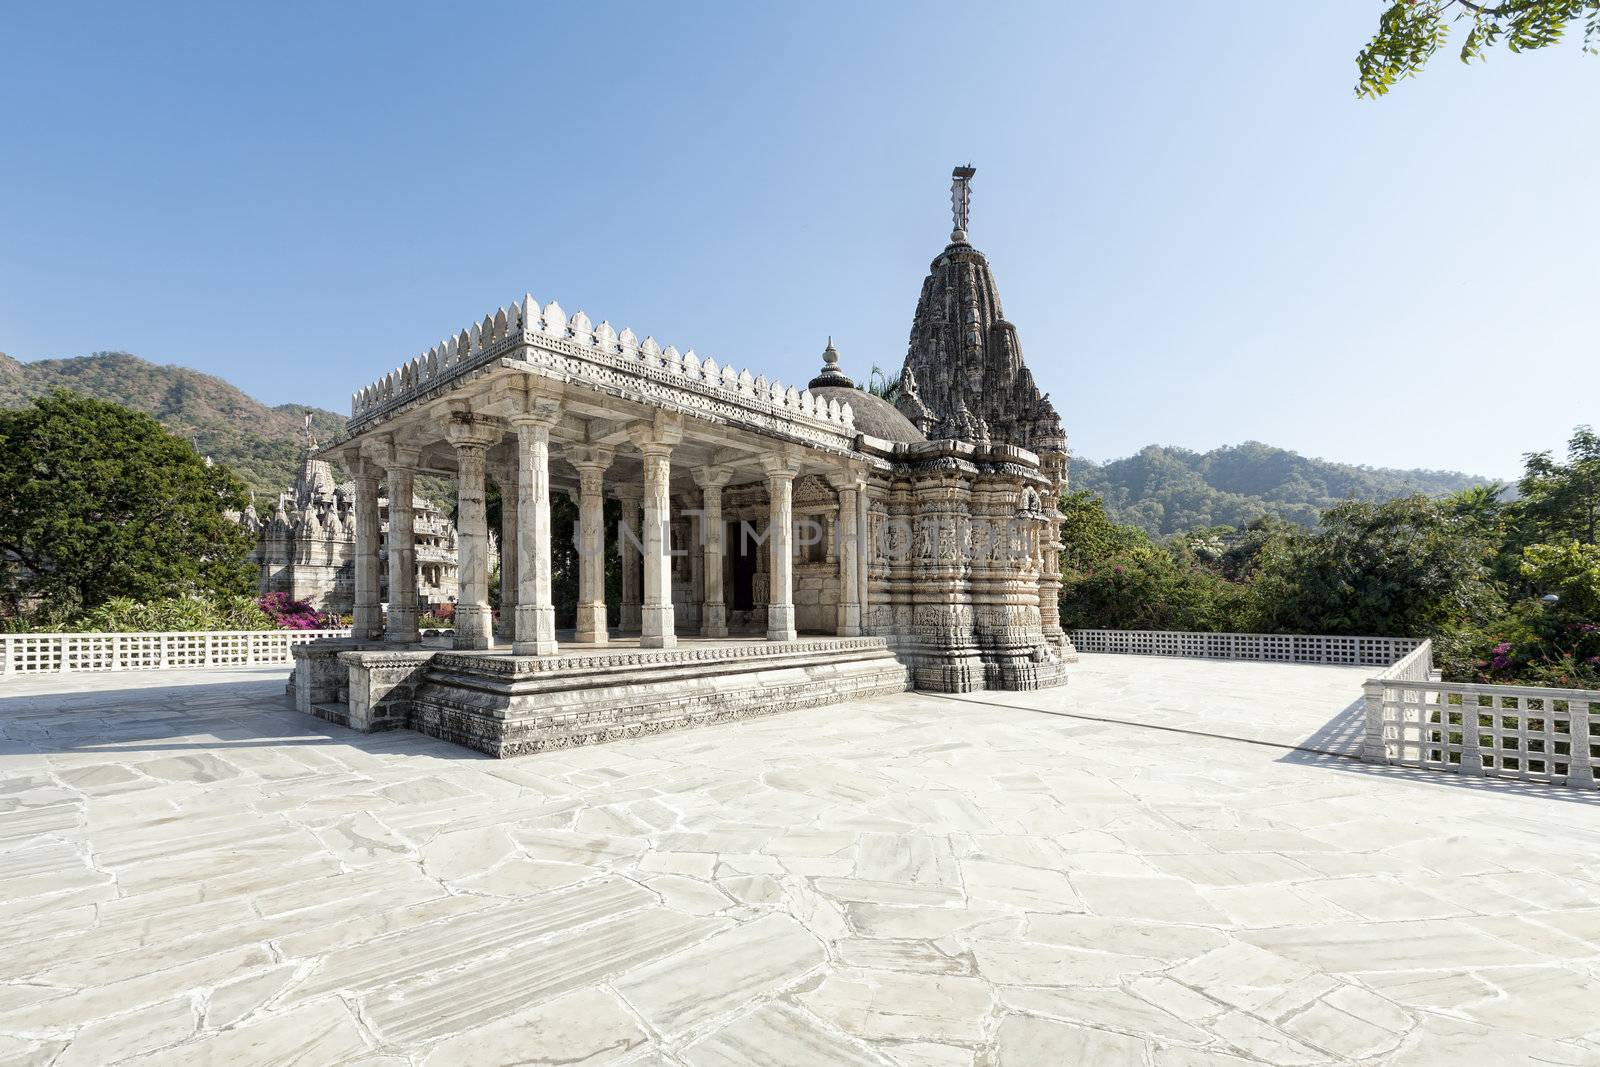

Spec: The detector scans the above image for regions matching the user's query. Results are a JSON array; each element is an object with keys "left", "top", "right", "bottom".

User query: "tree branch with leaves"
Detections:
[{"left": 1357, "top": 0, "right": 1599, "bottom": 97}]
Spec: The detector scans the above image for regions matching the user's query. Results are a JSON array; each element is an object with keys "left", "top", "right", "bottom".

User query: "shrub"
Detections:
[
  {"left": 257, "top": 592, "right": 327, "bottom": 630},
  {"left": 66, "top": 594, "right": 275, "bottom": 633}
]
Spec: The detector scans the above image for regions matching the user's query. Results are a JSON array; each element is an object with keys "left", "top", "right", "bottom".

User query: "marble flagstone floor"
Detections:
[{"left": 1, "top": 656, "right": 1599, "bottom": 1066}]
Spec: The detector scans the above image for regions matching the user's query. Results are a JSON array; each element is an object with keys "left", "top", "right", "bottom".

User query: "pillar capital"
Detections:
[
  {"left": 445, "top": 412, "right": 502, "bottom": 450},
  {"left": 509, "top": 393, "right": 563, "bottom": 431},
  {"left": 761, "top": 451, "right": 802, "bottom": 484},
  {"left": 627, "top": 412, "right": 683, "bottom": 454},
  {"left": 825, "top": 468, "right": 868, "bottom": 493},
  {"left": 569, "top": 445, "right": 615, "bottom": 473},
  {"left": 692, "top": 464, "right": 734, "bottom": 490}
]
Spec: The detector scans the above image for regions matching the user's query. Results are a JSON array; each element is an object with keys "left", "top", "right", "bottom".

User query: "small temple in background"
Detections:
[{"left": 238, "top": 423, "right": 459, "bottom": 615}]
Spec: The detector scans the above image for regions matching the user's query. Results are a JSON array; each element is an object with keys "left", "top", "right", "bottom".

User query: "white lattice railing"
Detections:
[
  {"left": 1363, "top": 643, "right": 1599, "bottom": 790},
  {"left": 1070, "top": 629, "right": 1424, "bottom": 668},
  {"left": 0, "top": 630, "right": 352, "bottom": 675}
]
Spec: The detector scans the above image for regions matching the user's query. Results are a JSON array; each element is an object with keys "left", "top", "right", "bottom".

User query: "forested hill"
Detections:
[
  {"left": 1070, "top": 442, "right": 1492, "bottom": 537},
  {"left": 2, "top": 353, "right": 1494, "bottom": 529},
  {"left": 0, "top": 351, "right": 346, "bottom": 496}
]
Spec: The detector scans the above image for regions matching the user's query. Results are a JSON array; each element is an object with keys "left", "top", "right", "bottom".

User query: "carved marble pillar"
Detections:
[
  {"left": 763, "top": 457, "right": 799, "bottom": 642},
  {"left": 615, "top": 487, "right": 643, "bottom": 632},
  {"left": 448, "top": 416, "right": 500, "bottom": 650},
  {"left": 352, "top": 464, "right": 383, "bottom": 639},
  {"left": 571, "top": 447, "right": 614, "bottom": 644},
  {"left": 385, "top": 453, "right": 420, "bottom": 643},
  {"left": 693, "top": 466, "right": 732, "bottom": 638},
  {"left": 512, "top": 401, "right": 560, "bottom": 656},
  {"left": 637, "top": 441, "right": 677, "bottom": 648},
  {"left": 828, "top": 472, "right": 863, "bottom": 637},
  {"left": 491, "top": 461, "right": 518, "bottom": 643},
  {"left": 856, "top": 483, "right": 871, "bottom": 632},
  {"left": 687, "top": 505, "right": 704, "bottom": 629}
]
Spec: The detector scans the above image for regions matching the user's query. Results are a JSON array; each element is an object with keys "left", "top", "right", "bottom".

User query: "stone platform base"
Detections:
[
  {"left": 294, "top": 635, "right": 911, "bottom": 758},
  {"left": 412, "top": 637, "right": 909, "bottom": 757}
]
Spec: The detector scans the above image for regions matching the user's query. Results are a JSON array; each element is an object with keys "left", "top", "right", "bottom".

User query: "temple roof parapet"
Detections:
[{"left": 349, "top": 294, "right": 856, "bottom": 438}]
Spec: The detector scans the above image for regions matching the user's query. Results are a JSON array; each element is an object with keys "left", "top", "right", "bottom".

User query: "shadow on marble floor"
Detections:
[
  {"left": 0, "top": 677, "right": 488, "bottom": 761},
  {"left": 1277, "top": 746, "right": 1600, "bottom": 807}
]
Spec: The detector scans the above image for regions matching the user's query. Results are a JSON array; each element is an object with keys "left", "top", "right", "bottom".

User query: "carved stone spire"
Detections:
[{"left": 896, "top": 167, "right": 1066, "bottom": 456}]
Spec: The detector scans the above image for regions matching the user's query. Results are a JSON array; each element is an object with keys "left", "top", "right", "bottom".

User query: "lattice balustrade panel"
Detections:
[
  {"left": 5, "top": 636, "right": 65, "bottom": 673},
  {"left": 2, "top": 630, "right": 352, "bottom": 674},
  {"left": 120, "top": 634, "right": 166, "bottom": 671},
  {"left": 1379, "top": 683, "right": 1599, "bottom": 789},
  {"left": 1067, "top": 630, "right": 1423, "bottom": 669}
]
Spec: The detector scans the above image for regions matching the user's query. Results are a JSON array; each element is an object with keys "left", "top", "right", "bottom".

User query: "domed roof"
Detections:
[
  {"left": 801, "top": 339, "right": 925, "bottom": 443},
  {"left": 809, "top": 385, "right": 925, "bottom": 443}
]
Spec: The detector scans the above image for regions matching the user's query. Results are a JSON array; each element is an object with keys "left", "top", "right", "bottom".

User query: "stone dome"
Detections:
[
  {"left": 802, "top": 338, "right": 925, "bottom": 443},
  {"left": 809, "top": 385, "right": 925, "bottom": 443}
]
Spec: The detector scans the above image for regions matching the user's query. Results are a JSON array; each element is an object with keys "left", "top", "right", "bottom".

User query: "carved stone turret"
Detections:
[{"left": 897, "top": 166, "right": 1066, "bottom": 456}]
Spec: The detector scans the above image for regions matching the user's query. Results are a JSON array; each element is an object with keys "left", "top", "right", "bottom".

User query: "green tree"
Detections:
[
  {"left": 866, "top": 365, "right": 902, "bottom": 404},
  {"left": 1358, "top": 1, "right": 1600, "bottom": 98},
  {"left": 1515, "top": 426, "right": 1600, "bottom": 546},
  {"left": 0, "top": 391, "right": 257, "bottom": 621},
  {"left": 1058, "top": 491, "right": 1245, "bottom": 631},
  {"left": 1246, "top": 495, "right": 1499, "bottom": 636}
]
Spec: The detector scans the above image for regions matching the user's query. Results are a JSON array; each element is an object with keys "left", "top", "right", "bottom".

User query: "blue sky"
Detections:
[{"left": 2, "top": 2, "right": 1595, "bottom": 480}]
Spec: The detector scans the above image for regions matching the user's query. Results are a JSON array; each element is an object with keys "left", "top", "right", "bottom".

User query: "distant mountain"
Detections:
[
  {"left": 1070, "top": 442, "right": 1494, "bottom": 537},
  {"left": 3, "top": 354, "right": 1495, "bottom": 531},
  {"left": 0, "top": 351, "right": 347, "bottom": 497}
]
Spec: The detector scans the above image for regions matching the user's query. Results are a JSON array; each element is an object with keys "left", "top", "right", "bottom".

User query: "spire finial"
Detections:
[
  {"left": 808, "top": 337, "right": 854, "bottom": 389},
  {"left": 950, "top": 165, "right": 976, "bottom": 242}
]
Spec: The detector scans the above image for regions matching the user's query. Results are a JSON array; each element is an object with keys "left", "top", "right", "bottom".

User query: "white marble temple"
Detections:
[{"left": 2, "top": 657, "right": 1599, "bottom": 1065}]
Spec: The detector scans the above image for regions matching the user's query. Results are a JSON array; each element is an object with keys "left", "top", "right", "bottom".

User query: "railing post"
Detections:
[
  {"left": 1571, "top": 699, "right": 1595, "bottom": 789},
  {"left": 1459, "top": 686, "right": 1483, "bottom": 776},
  {"left": 205, "top": 633, "right": 214, "bottom": 668},
  {"left": 1361, "top": 679, "right": 1387, "bottom": 763}
]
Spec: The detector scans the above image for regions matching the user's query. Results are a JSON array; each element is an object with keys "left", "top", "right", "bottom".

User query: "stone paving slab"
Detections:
[{"left": 2, "top": 660, "right": 1600, "bottom": 1065}]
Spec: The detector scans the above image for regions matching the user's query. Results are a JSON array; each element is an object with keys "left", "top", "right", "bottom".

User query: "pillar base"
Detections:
[
  {"left": 621, "top": 604, "right": 642, "bottom": 632},
  {"left": 641, "top": 604, "right": 676, "bottom": 648},
  {"left": 836, "top": 604, "right": 861, "bottom": 638},
  {"left": 354, "top": 607, "right": 383, "bottom": 641},
  {"left": 453, "top": 605, "right": 494, "bottom": 651},
  {"left": 386, "top": 608, "right": 420, "bottom": 646},
  {"left": 514, "top": 604, "right": 557, "bottom": 654},
  {"left": 701, "top": 605, "right": 728, "bottom": 639},
  {"left": 575, "top": 603, "right": 609, "bottom": 645},
  {"left": 767, "top": 604, "right": 797, "bottom": 643}
]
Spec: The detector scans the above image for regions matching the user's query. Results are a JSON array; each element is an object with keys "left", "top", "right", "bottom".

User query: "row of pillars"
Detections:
[{"left": 351, "top": 404, "right": 872, "bottom": 654}]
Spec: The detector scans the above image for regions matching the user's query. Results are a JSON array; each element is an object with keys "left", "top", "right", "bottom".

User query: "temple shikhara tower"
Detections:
[{"left": 293, "top": 168, "right": 1074, "bottom": 756}]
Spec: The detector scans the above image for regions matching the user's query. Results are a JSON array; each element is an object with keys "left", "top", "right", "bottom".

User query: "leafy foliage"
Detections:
[
  {"left": 1057, "top": 492, "right": 1248, "bottom": 632},
  {"left": 47, "top": 594, "right": 275, "bottom": 633},
  {"left": 865, "top": 365, "right": 903, "bottom": 404},
  {"left": 1246, "top": 496, "right": 1500, "bottom": 638},
  {"left": 0, "top": 392, "right": 259, "bottom": 624},
  {"left": 1357, "top": 1, "right": 1600, "bottom": 98},
  {"left": 1060, "top": 431, "right": 1600, "bottom": 688}
]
